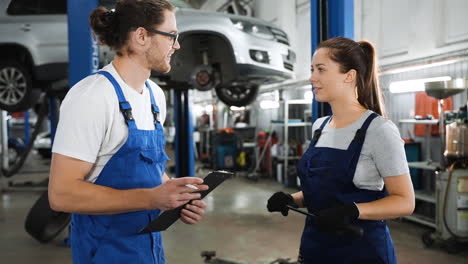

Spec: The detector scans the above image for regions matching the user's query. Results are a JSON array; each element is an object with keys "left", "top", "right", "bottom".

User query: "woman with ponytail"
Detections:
[{"left": 267, "top": 37, "right": 415, "bottom": 264}]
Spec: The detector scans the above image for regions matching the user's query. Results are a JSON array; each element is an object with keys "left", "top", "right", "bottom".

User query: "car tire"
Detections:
[
  {"left": 0, "top": 60, "right": 40, "bottom": 112},
  {"left": 37, "top": 148, "right": 52, "bottom": 159},
  {"left": 24, "top": 191, "right": 71, "bottom": 243},
  {"left": 215, "top": 82, "right": 259, "bottom": 107}
]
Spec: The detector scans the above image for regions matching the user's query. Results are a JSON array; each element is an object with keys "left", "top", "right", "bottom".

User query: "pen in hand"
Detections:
[{"left": 185, "top": 184, "right": 199, "bottom": 190}]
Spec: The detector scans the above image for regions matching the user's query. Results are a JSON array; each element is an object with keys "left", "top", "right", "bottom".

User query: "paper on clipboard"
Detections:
[{"left": 138, "top": 171, "right": 233, "bottom": 234}]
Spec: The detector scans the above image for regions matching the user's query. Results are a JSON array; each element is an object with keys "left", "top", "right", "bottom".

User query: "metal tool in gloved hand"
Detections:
[
  {"left": 286, "top": 204, "right": 364, "bottom": 238},
  {"left": 266, "top": 192, "right": 363, "bottom": 238},
  {"left": 267, "top": 191, "right": 298, "bottom": 216}
]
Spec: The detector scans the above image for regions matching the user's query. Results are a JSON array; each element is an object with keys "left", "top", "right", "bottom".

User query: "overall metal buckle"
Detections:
[{"left": 119, "top": 101, "right": 134, "bottom": 123}]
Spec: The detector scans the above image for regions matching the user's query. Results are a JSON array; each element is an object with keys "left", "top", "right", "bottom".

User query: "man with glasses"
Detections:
[
  {"left": 147, "top": 28, "right": 179, "bottom": 47},
  {"left": 48, "top": 1, "right": 207, "bottom": 263}
]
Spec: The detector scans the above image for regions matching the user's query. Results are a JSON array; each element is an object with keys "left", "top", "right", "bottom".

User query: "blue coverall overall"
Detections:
[
  {"left": 297, "top": 113, "right": 396, "bottom": 264},
  {"left": 71, "top": 71, "right": 168, "bottom": 264}
]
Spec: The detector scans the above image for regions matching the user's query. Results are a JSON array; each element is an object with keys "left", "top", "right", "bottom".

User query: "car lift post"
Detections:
[
  {"left": 310, "top": 0, "right": 354, "bottom": 122},
  {"left": 0, "top": 111, "right": 9, "bottom": 190},
  {"left": 174, "top": 89, "right": 195, "bottom": 178}
]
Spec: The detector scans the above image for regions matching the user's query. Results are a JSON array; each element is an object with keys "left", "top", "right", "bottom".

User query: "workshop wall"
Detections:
[
  {"left": 355, "top": 0, "right": 468, "bottom": 67},
  {"left": 355, "top": 0, "right": 468, "bottom": 163}
]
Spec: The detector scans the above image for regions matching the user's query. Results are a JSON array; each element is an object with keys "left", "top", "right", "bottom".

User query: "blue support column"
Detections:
[
  {"left": 49, "top": 97, "right": 57, "bottom": 144},
  {"left": 327, "top": 0, "right": 354, "bottom": 39},
  {"left": 310, "top": 0, "right": 321, "bottom": 123},
  {"left": 174, "top": 90, "right": 195, "bottom": 178},
  {"left": 60, "top": 1, "right": 98, "bottom": 147},
  {"left": 68, "top": 0, "right": 99, "bottom": 87},
  {"left": 310, "top": 0, "right": 354, "bottom": 122},
  {"left": 23, "top": 111, "right": 29, "bottom": 145},
  {"left": 184, "top": 92, "right": 195, "bottom": 176}
]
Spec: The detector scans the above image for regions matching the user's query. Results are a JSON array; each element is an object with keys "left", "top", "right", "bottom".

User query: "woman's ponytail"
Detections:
[{"left": 358, "top": 40, "right": 386, "bottom": 117}]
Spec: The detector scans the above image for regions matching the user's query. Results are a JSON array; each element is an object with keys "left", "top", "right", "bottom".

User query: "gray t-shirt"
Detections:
[{"left": 312, "top": 110, "right": 409, "bottom": 191}]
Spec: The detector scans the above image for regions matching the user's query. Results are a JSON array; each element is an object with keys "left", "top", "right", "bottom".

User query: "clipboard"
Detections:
[{"left": 138, "top": 170, "right": 233, "bottom": 234}]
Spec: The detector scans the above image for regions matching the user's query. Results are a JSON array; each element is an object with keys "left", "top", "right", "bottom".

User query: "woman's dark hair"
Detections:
[
  {"left": 90, "top": 0, "right": 175, "bottom": 56},
  {"left": 317, "top": 37, "right": 385, "bottom": 116}
]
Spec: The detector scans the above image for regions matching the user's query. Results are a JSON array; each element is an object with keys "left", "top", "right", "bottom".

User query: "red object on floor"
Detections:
[
  {"left": 414, "top": 92, "right": 452, "bottom": 136},
  {"left": 11, "top": 112, "right": 25, "bottom": 118}
]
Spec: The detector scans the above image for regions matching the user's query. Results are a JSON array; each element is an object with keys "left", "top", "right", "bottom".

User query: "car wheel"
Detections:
[
  {"left": 421, "top": 231, "right": 435, "bottom": 247},
  {"left": 38, "top": 149, "right": 52, "bottom": 159},
  {"left": 24, "top": 191, "right": 71, "bottom": 243},
  {"left": 0, "top": 60, "right": 40, "bottom": 112},
  {"left": 190, "top": 65, "right": 219, "bottom": 91},
  {"left": 215, "top": 82, "right": 259, "bottom": 107}
]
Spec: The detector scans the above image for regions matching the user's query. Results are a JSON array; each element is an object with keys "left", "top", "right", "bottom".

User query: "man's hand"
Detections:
[
  {"left": 267, "top": 191, "right": 297, "bottom": 216},
  {"left": 150, "top": 177, "right": 208, "bottom": 211},
  {"left": 180, "top": 200, "right": 207, "bottom": 224},
  {"left": 315, "top": 203, "right": 360, "bottom": 232}
]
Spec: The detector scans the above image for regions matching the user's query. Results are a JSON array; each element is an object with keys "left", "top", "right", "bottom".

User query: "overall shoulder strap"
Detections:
[
  {"left": 352, "top": 113, "right": 378, "bottom": 145},
  {"left": 312, "top": 116, "right": 332, "bottom": 145},
  {"left": 95, "top": 71, "right": 136, "bottom": 129},
  {"left": 145, "top": 81, "right": 161, "bottom": 129},
  {"left": 346, "top": 112, "right": 379, "bottom": 173}
]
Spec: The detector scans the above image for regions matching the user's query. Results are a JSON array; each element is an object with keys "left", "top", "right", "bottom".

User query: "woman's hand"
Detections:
[{"left": 267, "top": 191, "right": 297, "bottom": 216}]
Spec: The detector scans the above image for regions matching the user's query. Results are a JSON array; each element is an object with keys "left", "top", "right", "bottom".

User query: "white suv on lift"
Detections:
[{"left": 0, "top": 0, "right": 295, "bottom": 111}]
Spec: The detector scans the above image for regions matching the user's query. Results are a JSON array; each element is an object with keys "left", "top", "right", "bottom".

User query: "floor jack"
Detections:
[{"left": 201, "top": 250, "right": 298, "bottom": 264}]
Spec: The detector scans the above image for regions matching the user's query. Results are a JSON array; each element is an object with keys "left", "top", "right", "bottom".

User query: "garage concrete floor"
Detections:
[{"left": 0, "top": 152, "right": 467, "bottom": 264}]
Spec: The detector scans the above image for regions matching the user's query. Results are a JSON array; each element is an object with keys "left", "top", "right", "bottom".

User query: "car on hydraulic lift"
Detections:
[{"left": 0, "top": 0, "right": 295, "bottom": 111}]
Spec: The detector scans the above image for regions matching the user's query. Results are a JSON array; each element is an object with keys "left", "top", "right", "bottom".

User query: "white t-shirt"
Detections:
[
  {"left": 312, "top": 110, "right": 409, "bottom": 191},
  {"left": 52, "top": 63, "right": 167, "bottom": 183}
]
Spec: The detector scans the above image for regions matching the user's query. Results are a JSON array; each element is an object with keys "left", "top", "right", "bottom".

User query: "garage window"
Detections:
[{"left": 7, "top": 0, "right": 66, "bottom": 15}]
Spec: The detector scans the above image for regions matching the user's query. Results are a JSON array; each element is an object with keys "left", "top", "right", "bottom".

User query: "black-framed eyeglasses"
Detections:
[{"left": 147, "top": 28, "right": 179, "bottom": 46}]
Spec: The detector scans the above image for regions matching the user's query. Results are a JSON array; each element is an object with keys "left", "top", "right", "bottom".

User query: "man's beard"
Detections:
[{"left": 145, "top": 49, "right": 171, "bottom": 74}]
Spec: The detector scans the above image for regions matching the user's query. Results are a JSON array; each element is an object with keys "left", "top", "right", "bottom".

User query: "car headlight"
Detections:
[{"left": 230, "top": 19, "right": 275, "bottom": 40}]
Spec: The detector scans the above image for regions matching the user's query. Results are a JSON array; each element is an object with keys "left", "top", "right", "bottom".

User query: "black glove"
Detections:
[
  {"left": 315, "top": 203, "right": 360, "bottom": 232},
  {"left": 267, "top": 192, "right": 297, "bottom": 216}
]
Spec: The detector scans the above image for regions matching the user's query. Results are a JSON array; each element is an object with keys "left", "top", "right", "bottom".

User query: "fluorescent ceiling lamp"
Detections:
[
  {"left": 260, "top": 100, "right": 280, "bottom": 109},
  {"left": 205, "top": 105, "right": 213, "bottom": 112},
  {"left": 192, "top": 104, "right": 204, "bottom": 116},
  {"left": 304, "top": 90, "right": 313, "bottom": 101},
  {"left": 389, "top": 76, "right": 452, "bottom": 94},
  {"left": 381, "top": 58, "right": 463, "bottom": 75},
  {"left": 230, "top": 106, "right": 245, "bottom": 111}
]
